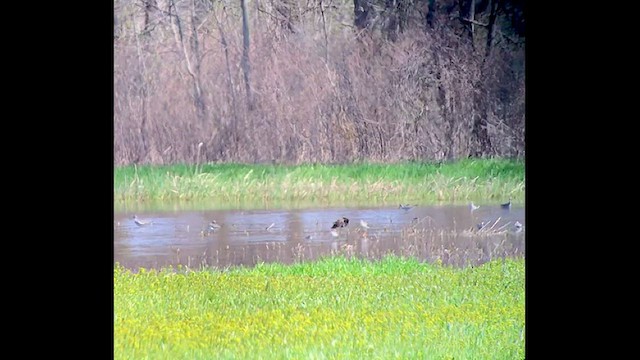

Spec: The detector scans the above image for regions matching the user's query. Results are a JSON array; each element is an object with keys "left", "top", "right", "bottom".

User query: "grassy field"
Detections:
[
  {"left": 114, "top": 158, "right": 525, "bottom": 205},
  {"left": 114, "top": 256, "right": 525, "bottom": 359}
]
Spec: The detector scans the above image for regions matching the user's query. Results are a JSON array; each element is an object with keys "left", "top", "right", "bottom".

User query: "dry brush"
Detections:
[{"left": 114, "top": 0, "right": 525, "bottom": 165}]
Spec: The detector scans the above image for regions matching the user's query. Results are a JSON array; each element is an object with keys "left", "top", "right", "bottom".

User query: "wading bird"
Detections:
[
  {"left": 207, "top": 220, "right": 222, "bottom": 232},
  {"left": 399, "top": 204, "right": 414, "bottom": 211},
  {"left": 469, "top": 202, "right": 480, "bottom": 211},
  {"left": 500, "top": 198, "right": 512, "bottom": 209},
  {"left": 132, "top": 215, "right": 153, "bottom": 226},
  {"left": 359, "top": 219, "right": 369, "bottom": 229},
  {"left": 331, "top": 217, "right": 349, "bottom": 229}
]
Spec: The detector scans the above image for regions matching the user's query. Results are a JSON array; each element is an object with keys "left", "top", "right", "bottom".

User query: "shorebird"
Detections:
[
  {"left": 469, "top": 202, "right": 480, "bottom": 211},
  {"left": 359, "top": 219, "right": 369, "bottom": 229},
  {"left": 331, "top": 217, "right": 349, "bottom": 229},
  {"left": 207, "top": 220, "right": 222, "bottom": 232},
  {"left": 399, "top": 204, "right": 414, "bottom": 211},
  {"left": 500, "top": 198, "right": 512, "bottom": 209},
  {"left": 132, "top": 215, "right": 153, "bottom": 226},
  {"left": 514, "top": 221, "right": 523, "bottom": 233}
]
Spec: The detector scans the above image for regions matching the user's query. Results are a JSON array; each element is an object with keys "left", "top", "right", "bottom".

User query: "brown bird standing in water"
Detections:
[{"left": 331, "top": 217, "right": 349, "bottom": 229}]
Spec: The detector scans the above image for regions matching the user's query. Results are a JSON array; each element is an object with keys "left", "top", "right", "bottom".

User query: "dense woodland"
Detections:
[{"left": 114, "top": 0, "right": 525, "bottom": 165}]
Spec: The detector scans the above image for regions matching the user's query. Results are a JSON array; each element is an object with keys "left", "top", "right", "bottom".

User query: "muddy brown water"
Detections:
[{"left": 114, "top": 203, "right": 525, "bottom": 270}]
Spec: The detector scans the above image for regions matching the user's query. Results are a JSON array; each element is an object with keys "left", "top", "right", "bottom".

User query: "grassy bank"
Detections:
[
  {"left": 114, "top": 256, "right": 525, "bottom": 359},
  {"left": 114, "top": 158, "right": 524, "bottom": 205}
]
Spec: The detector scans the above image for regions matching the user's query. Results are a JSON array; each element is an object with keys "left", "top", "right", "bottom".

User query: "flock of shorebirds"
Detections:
[
  {"left": 469, "top": 198, "right": 523, "bottom": 233},
  {"left": 130, "top": 199, "right": 522, "bottom": 235}
]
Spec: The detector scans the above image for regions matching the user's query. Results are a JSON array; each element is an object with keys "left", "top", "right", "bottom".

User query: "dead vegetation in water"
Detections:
[{"left": 158, "top": 217, "right": 524, "bottom": 271}]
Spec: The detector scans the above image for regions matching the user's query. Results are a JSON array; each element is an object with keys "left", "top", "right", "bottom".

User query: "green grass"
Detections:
[
  {"left": 114, "top": 158, "right": 525, "bottom": 206},
  {"left": 114, "top": 256, "right": 525, "bottom": 359}
]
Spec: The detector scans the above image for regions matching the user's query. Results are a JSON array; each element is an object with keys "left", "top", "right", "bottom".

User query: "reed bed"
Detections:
[
  {"left": 114, "top": 256, "right": 525, "bottom": 359},
  {"left": 114, "top": 159, "right": 524, "bottom": 205}
]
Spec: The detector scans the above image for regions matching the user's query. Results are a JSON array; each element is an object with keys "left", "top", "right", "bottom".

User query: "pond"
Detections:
[{"left": 114, "top": 202, "right": 525, "bottom": 270}]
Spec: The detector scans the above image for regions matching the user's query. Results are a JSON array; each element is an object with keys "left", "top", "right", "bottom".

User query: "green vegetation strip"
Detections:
[
  {"left": 114, "top": 159, "right": 525, "bottom": 204},
  {"left": 115, "top": 256, "right": 525, "bottom": 359}
]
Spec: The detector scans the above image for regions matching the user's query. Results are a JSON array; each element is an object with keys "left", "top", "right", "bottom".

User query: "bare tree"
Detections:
[
  {"left": 273, "top": 0, "right": 298, "bottom": 33},
  {"left": 354, "top": 0, "right": 374, "bottom": 30},
  {"left": 132, "top": 3, "right": 164, "bottom": 164},
  {"left": 165, "top": 0, "right": 208, "bottom": 121},
  {"left": 114, "top": 0, "right": 525, "bottom": 164},
  {"left": 211, "top": 7, "right": 240, "bottom": 155},
  {"left": 426, "top": 0, "right": 436, "bottom": 27},
  {"left": 241, "top": 0, "right": 255, "bottom": 110},
  {"left": 484, "top": 0, "right": 498, "bottom": 58}
]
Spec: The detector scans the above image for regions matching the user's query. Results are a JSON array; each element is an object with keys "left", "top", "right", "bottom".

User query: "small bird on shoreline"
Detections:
[
  {"left": 399, "top": 204, "right": 414, "bottom": 211},
  {"left": 132, "top": 215, "right": 153, "bottom": 226},
  {"left": 331, "top": 217, "right": 349, "bottom": 229},
  {"left": 469, "top": 202, "right": 480, "bottom": 211},
  {"left": 359, "top": 219, "right": 369, "bottom": 229}
]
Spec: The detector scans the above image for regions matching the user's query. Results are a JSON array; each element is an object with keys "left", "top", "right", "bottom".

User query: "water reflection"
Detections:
[{"left": 114, "top": 203, "right": 525, "bottom": 270}]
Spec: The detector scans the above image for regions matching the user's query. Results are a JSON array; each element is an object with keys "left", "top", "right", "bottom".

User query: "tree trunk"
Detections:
[
  {"left": 461, "top": 0, "right": 476, "bottom": 49},
  {"left": 319, "top": 0, "right": 329, "bottom": 61},
  {"left": 132, "top": 12, "right": 162, "bottom": 164},
  {"left": 240, "top": 0, "right": 254, "bottom": 110},
  {"left": 485, "top": 0, "right": 499, "bottom": 58},
  {"left": 166, "top": 0, "right": 207, "bottom": 122},
  {"left": 426, "top": 0, "right": 436, "bottom": 28},
  {"left": 471, "top": 76, "right": 492, "bottom": 156}
]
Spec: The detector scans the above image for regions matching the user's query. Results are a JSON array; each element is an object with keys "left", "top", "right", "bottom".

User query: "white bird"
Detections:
[
  {"left": 360, "top": 219, "right": 369, "bottom": 229},
  {"left": 132, "top": 215, "right": 153, "bottom": 226},
  {"left": 469, "top": 202, "right": 480, "bottom": 211},
  {"left": 266, "top": 223, "right": 275, "bottom": 231},
  {"left": 514, "top": 221, "right": 523, "bottom": 233}
]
